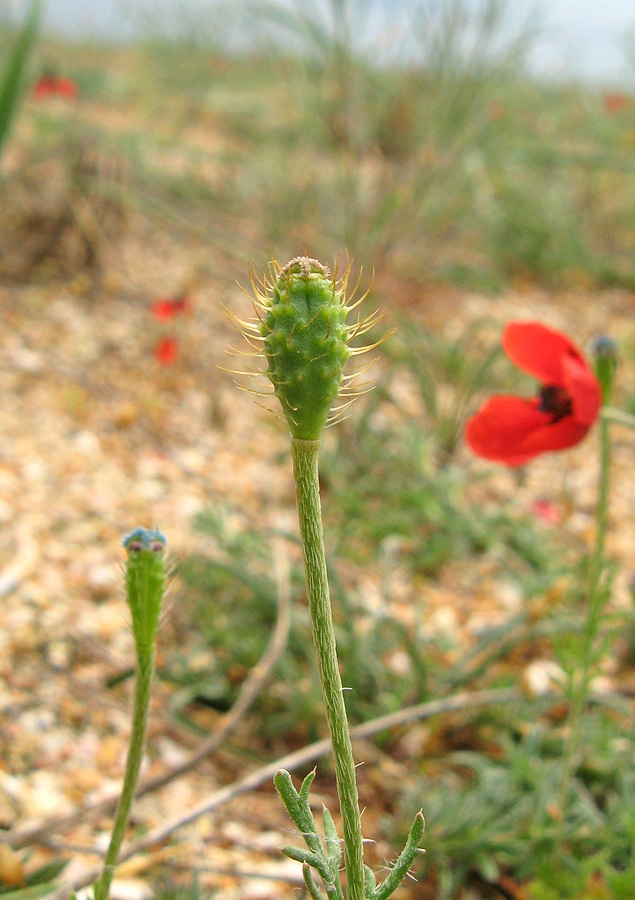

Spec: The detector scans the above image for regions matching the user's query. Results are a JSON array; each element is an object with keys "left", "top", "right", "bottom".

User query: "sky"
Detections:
[
  {"left": 523, "top": 0, "right": 634, "bottom": 85},
  {"left": 33, "top": 0, "right": 635, "bottom": 87}
]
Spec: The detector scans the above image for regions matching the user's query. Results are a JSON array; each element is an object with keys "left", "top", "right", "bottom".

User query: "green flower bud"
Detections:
[
  {"left": 236, "top": 256, "right": 380, "bottom": 441},
  {"left": 262, "top": 258, "right": 349, "bottom": 440},
  {"left": 122, "top": 527, "right": 166, "bottom": 654},
  {"left": 591, "top": 335, "right": 618, "bottom": 404}
]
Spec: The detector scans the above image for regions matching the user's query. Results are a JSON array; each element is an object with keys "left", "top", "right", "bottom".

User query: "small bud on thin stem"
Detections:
[
  {"left": 591, "top": 335, "right": 618, "bottom": 405},
  {"left": 94, "top": 529, "right": 166, "bottom": 900}
]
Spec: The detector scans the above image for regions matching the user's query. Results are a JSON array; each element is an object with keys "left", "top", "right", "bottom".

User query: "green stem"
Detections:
[
  {"left": 291, "top": 438, "right": 364, "bottom": 900},
  {"left": 94, "top": 650, "right": 155, "bottom": 900},
  {"left": 590, "top": 413, "right": 611, "bottom": 610},
  {"left": 557, "top": 412, "right": 611, "bottom": 832}
]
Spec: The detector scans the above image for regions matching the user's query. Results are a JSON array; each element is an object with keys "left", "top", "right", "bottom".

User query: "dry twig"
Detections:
[{"left": 43, "top": 687, "right": 520, "bottom": 900}]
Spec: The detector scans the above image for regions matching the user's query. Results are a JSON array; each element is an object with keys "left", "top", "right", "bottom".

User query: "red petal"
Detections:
[
  {"left": 465, "top": 394, "right": 591, "bottom": 466},
  {"left": 604, "top": 92, "right": 628, "bottom": 114},
  {"left": 465, "top": 396, "right": 552, "bottom": 465},
  {"left": 515, "top": 415, "right": 590, "bottom": 458},
  {"left": 33, "top": 76, "right": 78, "bottom": 100},
  {"left": 55, "top": 77, "right": 78, "bottom": 99},
  {"left": 151, "top": 295, "right": 191, "bottom": 321},
  {"left": 561, "top": 353, "right": 601, "bottom": 427},
  {"left": 151, "top": 299, "right": 176, "bottom": 321},
  {"left": 33, "top": 77, "right": 55, "bottom": 98},
  {"left": 154, "top": 337, "right": 180, "bottom": 365},
  {"left": 531, "top": 499, "right": 560, "bottom": 524},
  {"left": 503, "top": 322, "right": 587, "bottom": 387}
]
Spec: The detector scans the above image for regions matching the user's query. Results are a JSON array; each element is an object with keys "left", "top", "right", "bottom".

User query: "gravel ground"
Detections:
[{"left": 1, "top": 227, "right": 635, "bottom": 899}]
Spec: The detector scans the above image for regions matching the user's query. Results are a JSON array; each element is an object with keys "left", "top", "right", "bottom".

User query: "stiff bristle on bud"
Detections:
[
  {"left": 228, "top": 255, "right": 382, "bottom": 441},
  {"left": 122, "top": 528, "right": 167, "bottom": 653}
]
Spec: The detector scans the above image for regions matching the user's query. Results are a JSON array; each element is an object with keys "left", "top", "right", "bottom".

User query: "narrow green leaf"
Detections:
[
  {"left": 299, "top": 767, "right": 317, "bottom": 802},
  {"left": 0, "top": 885, "right": 59, "bottom": 900},
  {"left": 322, "top": 807, "right": 342, "bottom": 866},
  {"left": 0, "top": 0, "right": 42, "bottom": 155},
  {"left": 282, "top": 844, "right": 330, "bottom": 883},
  {"left": 372, "top": 811, "right": 425, "bottom": 900},
  {"left": 25, "top": 858, "right": 69, "bottom": 887},
  {"left": 303, "top": 864, "right": 326, "bottom": 900},
  {"left": 274, "top": 769, "right": 323, "bottom": 856},
  {"left": 282, "top": 845, "right": 322, "bottom": 866},
  {"left": 364, "top": 866, "right": 377, "bottom": 899}
]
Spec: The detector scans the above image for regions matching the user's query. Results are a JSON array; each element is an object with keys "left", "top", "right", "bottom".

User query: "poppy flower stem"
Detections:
[
  {"left": 289, "top": 437, "right": 365, "bottom": 900},
  {"left": 556, "top": 410, "right": 611, "bottom": 836}
]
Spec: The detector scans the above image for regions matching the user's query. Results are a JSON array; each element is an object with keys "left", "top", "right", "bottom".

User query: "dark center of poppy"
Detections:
[{"left": 538, "top": 384, "right": 572, "bottom": 421}]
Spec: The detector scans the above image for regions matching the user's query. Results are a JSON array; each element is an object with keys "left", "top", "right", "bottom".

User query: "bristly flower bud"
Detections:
[
  {"left": 227, "top": 256, "right": 383, "bottom": 441},
  {"left": 262, "top": 257, "right": 350, "bottom": 440},
  {"left": 122, "top": 527, "right": 167, "bottom": 654}
]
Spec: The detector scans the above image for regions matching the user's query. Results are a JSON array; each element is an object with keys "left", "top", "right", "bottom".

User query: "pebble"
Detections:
[
  {"left": 108, "top": 880, "right": 152, "bottom": 900},
  {"left": 20, "top": 771, "right": 74, "bottom": 817},
  {"left": 87, "top": 564, "right": 117, "bottom": 599},
  {"left": 523, "top": 660, "right": 566, "bottom": 697}
]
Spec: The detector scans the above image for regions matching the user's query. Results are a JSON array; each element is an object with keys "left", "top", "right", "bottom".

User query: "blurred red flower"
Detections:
[
  {"left": 465, "top": 322, "right": 602, "bottom": 466},
  {"left": 151, "top": 295, "right": 192, "bottom": 321},
  {"left": 486, "top": 100, "right": 506, "bottom": 122},
  {"left": 603, "top": 92, "right": 628, "bottom": 114},
  {"left": 33, "top": 75, "right": 78, "bottom": 100},
  {"left": 530, "top": 499, "right": 560, "bottom": 524},
  {"left": 154, "top": 336, "right": 180, "bottom": 365}
]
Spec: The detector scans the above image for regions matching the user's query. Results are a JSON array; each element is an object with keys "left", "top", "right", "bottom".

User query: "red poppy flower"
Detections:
[
  {"left": 465, "top": 322, "right": 602, "bottom": 466},
  {"left": 486, "top": 100, "right": 506, "bottom": 122},
  {"left": 151, "top": 295, "right": 192, "bottom": 321},
  {"left": 530, "top": 499, "right": 560, "bottom": 524},
  {"left": 53, "top": 76, "right": 78, "bottom": 99},
  {"left": 154, "top": 336, "right": 180, "bottom": 365},
  {"left": 33, "top": 75, "right": 78, "bottom": 100},
  {"left": 603, "top": 92, "right": 628, "bottom": 115}
]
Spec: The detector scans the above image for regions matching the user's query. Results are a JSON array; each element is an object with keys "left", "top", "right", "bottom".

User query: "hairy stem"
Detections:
[
  {"left": 94, "top": 650, "right": 155, "bottom": 900},
  {"left": 291, "top": 438, "right": 364, "bottom": 900}
]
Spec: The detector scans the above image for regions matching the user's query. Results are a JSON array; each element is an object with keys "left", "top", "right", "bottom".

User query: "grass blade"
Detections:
[{"left": 0, "top": 0, "right": 42, "bottom": 156}]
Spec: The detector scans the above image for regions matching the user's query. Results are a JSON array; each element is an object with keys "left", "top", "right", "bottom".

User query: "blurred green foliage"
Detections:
[
  {"left": 398, "top": 707, "right": 635, "bottom": 899},
  {"left": 151, "top": 876, "right": 212, "bottom": 900},
  {"left": 0, "top": 0, "right": 41, "bottom": 157},
  {"left": 10, "top": 0, "right": 635, "bottom": 289}
]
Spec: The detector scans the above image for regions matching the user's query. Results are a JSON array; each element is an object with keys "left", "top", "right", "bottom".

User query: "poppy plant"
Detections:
[
  {"left": 465, "top": 322, "right": 602, "bottom": 466},
  {"left": 603, "top": 92, "right": 628, "bottom": 115},
  {"left": 150, "top": 294, "right": 192, "bottom": 321},
  {"left": 154, "top": 336, "right": 180, "bottom": 365},
  {"left": 530, "top": 498, "right": 560, "bottom": 524},
  {"left": 33, "top": 74, "right": 78, "bottom": 100}
]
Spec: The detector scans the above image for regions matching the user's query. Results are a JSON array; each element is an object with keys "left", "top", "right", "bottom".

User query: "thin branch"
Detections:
[
  {"left": 43, "top": 687, "right": 520, "bottom": 900},
  {"left": 164, "top": 860, "right": 304, "bottom": 885},
  {"left": 601, "top": 406, "right": 635, "bottom": 430}
]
